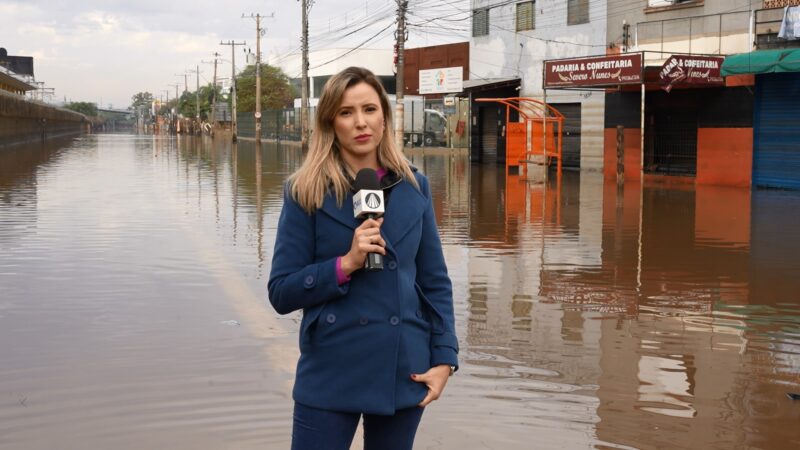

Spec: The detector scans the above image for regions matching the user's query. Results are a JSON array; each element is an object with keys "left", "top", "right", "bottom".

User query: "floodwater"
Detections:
[{"left": 1, "top": 134, "right": 798, "bottom": 450}]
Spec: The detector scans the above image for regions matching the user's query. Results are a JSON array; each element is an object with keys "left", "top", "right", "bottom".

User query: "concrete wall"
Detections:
[
  {"left": 0, "top": 90, "right": 86, "bottom": 148},
  {"left": 607, "top": 0, "right": 754, "bottom": 66},
  {"left": 470, "top": 0, "right": 608, "bottom": 170}
]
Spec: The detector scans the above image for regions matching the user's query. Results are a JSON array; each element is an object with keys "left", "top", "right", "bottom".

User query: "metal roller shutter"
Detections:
[
  {"left": 754, "top": 73, "right": 800, "bottom": 190},
  {"left": 551, "top": 103, "right": 582, "bottom": 169},
  {"left": 481, "top": 109, "right": 498, "bottom": 164}
]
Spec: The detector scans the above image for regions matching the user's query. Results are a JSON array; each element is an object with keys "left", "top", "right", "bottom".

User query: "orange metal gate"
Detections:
[{"left": 475, "top": 97, "right": 565, "bottom": 176}]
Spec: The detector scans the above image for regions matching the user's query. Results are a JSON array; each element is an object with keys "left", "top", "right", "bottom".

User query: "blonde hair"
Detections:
[{"left": 288, "top": 67, "right": 417, "bottom": 213}]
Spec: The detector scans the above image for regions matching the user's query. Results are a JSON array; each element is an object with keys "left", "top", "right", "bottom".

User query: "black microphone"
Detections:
[{"left": 352, "top": 168, "right": 385, "bottom": 271}]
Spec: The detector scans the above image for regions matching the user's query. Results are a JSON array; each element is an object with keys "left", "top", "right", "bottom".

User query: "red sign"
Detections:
[
  {"left": 544, "top": 54, "right": 642, "bottom": 88},
  {"left": 659, "top": 55, "right": 724, "bottom": 92}
]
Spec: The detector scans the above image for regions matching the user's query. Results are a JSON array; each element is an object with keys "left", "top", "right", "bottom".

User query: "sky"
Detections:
[{"left": 1, "top": 0, "right": 469, "bottom": 108}]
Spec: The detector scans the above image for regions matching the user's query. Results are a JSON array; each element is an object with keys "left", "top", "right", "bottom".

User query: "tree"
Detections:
[
  {"left": 235, "top": 64, "right": 295, "bottom": 112},
  {"left": 176, "top": 84, "right": 220, "bottom": 120},
  {"left": 64, "top": 101, "right": 98, "bottom": 117},
  {"left": 130, "top": 92, "right": 154, "bottom": 110}
]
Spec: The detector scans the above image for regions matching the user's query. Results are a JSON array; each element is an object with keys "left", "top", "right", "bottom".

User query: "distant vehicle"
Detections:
[{"left": 389, "top": 96, "right": 448, "bottom": 147}]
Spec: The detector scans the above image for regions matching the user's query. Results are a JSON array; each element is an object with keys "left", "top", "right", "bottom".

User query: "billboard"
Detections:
[
  {"left": 544, "top": 54, "right": 643, "bottom": 88},
  {"left": 419, "top": 67, "right": 463, "bottom": 94}
]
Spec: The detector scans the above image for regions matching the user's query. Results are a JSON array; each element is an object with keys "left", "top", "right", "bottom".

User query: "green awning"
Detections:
[{"left": 722, "top": 48, "right": 800, "bottom": 76}]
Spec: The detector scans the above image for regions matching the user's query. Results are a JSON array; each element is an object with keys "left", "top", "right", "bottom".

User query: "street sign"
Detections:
[
  {"left": 544, "top": 54, "right": 643, "bottom": 88},
  {"left": 659, "top": 55, "right": 724, "bottom": 93}
]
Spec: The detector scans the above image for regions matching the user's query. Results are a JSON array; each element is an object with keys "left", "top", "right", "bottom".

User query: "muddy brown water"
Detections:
[{"left": 1, "top": 134, "right": 798, "bottom": 449}]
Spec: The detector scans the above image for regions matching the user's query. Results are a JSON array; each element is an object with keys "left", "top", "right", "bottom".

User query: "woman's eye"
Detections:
[{"left": 339, "top": 110, "right": 351, "bottom": 117}]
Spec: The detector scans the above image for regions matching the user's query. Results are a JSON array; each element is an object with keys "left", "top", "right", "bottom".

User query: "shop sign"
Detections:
[
  {"left": 659, "top": 55, "right": 724, "bottom": 93},
  {"left": 544, "top": 54, "right": 642, "bottom": 88},
  {"left": 419, "top": 67, "right": 463, "bottom": 94}
]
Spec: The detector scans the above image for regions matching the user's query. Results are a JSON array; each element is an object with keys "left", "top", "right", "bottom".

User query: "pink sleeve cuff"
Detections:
[{"left": 335, "top": 256, "right": 351, "bottom": 285}]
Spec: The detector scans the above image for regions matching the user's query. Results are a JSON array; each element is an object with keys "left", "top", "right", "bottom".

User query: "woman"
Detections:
[{"left": 268, "top": 66, "right": 458, "bottom": 450}]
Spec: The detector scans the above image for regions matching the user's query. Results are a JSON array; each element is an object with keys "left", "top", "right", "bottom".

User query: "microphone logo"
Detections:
[{"left": 365, "top": 193, "right": 381, "bottom": 209}]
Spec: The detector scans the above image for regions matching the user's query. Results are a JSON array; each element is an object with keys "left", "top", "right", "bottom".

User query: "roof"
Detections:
[
  {"left": 0, "top": 66, "right": 35, "bottom": 92},
  {"left": 462, "top": 77, "right": 520, "bottom": 92},
  {"left": 721, "top": 48, "right": 800, "bottom": 76}
]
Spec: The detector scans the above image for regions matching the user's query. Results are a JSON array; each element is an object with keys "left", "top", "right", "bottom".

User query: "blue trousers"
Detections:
[{"left": 291, "top": 402, "right": 425, "bottom": 450}]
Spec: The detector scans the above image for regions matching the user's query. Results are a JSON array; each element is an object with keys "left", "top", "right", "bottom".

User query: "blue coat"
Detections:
[{"left": 268, "top": 170, "right": 458, "bottom": 415}]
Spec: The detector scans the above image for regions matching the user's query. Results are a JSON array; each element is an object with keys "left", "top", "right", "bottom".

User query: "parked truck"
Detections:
[{"left": 388, "top": 95, "right": 447, "bottom": 147}]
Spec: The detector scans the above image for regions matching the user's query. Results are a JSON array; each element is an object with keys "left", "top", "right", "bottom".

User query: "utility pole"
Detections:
[
  {"left": 168, "top": 83, "right": 180, "bottom": 134},
  {"left": 300, "top": 0, "right": 313, "bottom": 152},
  {"left": 395, "top": 1, "right": 408, "bottom": 150},
  {"left": 176, "top": 71, "right": 189, "bottom": 93},
  {"left": 243, "top": 13, "right": 273, "bottom": 144},
  {"left": 162, "top": 89, "right": 170, "bottom": 133},
  {"left": 221, "top": 40, "right": 246, "bottom": 142},
  {"left": 196, "top": 65, "right": 201, "bottom": 124},
  {"left": 212, "top": 52, "right": 220, "bottom": 131},
  {"left": 201, "top": 54, "right": 221, "bottom": 135},
  {"left": 188, "top": 66, "right": 201, "bottom": 132}
]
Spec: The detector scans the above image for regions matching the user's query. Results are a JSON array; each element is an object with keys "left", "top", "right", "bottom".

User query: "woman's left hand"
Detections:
[{"left": 411, "top": 364, "right": 451, "bottom": 407}]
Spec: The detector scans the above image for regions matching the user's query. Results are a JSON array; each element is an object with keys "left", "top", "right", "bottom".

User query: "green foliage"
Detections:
[
  {"left": 235, "top": 64, "right": 295, "bottom": 112},
  {"left": 130, "top": 92, "right": 154, "bottom": 111},
  {"left": 176, "top": 84, "right": 221, "bottom": 120},
  {"left": 64, "top": 101, "right": 98, "bottom": 117}
]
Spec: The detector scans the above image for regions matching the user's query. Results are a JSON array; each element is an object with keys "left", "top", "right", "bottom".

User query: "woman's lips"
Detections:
[{"left": 355, "top": 134, "right": 371, "bottom": 143}]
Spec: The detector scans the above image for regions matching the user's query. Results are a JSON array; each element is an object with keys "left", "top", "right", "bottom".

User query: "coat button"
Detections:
[
  {"left": 326, "top": 313, "right": 336, "bottom": 324},
  {"left": 389, "top": 316, "right": 400, "bottom": 325},
  {"left": 387, "top": 260, "right": 397, "bottom": 270},
  {"left": 304, "top": 275, "right": 314, "bottom": 287},
  {"left": 359, "top": 317, "right": 369, "bottom": 325},
  {"left": 415, "top": 309, "right": 423, "bottom": 319}
]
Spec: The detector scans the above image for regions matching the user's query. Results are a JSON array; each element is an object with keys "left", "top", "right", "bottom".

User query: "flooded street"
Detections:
[{"left": 1, "top": 134, "right": 799, "bottom": 449}]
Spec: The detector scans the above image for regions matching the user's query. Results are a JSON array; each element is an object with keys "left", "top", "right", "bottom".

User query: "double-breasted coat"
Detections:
[{"left": 267, "top": 169, "right": 458, "bottom": 415}]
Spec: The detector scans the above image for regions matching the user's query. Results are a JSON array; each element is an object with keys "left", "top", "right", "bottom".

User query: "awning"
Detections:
[{"left": 721, "top": 48, "right": 800, "bottom": 76}]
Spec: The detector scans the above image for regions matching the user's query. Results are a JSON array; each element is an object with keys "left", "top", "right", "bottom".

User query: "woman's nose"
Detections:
[{"left": 354, "top": 112, "right": 367, "bottom": 127}]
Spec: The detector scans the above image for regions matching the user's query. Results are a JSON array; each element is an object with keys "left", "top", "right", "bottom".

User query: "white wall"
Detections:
[{"left": 470, "top": 0, "right": 608, "bottom": 170}]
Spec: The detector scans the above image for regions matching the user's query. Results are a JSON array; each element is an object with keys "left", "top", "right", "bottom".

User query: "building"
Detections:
[
  {"left": 0, "top": 48, "right": 35, "bottom": 96},
  {"left": 722, "top": 0, "right": 800, "bottom": 189},
  {"left": 468, "top": 0, "right": 607, "bottom": 170},
  {"left": 599, "top": 0, "right": 755, "bottom": 187}
]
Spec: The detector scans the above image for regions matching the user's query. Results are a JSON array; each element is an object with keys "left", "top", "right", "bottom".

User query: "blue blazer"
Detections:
[{"left": 268, "top": 170, "right": 458, "bottom": 415}]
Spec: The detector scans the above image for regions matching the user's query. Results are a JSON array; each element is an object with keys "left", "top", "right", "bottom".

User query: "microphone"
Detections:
[{"left": 352, "top": 168, "right": 385, "bottom": 271}]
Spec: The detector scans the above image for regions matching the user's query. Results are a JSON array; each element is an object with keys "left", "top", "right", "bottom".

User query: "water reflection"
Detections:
[{"left": 0, "top": 136, "right": 798, "bottom": 449}]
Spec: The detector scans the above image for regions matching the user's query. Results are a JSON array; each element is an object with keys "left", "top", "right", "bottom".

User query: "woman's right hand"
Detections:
[{"left": 341, "top": 218, "right": 386, "bottom": 276}]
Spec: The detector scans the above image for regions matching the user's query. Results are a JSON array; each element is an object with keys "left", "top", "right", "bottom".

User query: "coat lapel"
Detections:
[
  {"left": 320, "top": 191, "right": 359, "bottom": 230},
  {"left": 380, "top": 180, "right": 426, "bottom": 251}
]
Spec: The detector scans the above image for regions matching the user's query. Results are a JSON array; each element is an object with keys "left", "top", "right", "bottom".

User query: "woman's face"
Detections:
[{"left": 333, "top": 82, "right": 385, "bottom": 169}]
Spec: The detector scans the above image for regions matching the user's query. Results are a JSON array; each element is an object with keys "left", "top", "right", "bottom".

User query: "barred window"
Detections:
[
  {"left": 516, "top": 2, "right": 534, "bottom": 31},
  {"left": 568, "top": 0, "right": 589, "bottom": 25},
  {"left": 473, "top": 8, "right": 489, "bottom": 36}
]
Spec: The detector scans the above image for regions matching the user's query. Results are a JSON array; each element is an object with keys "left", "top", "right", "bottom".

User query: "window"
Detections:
[
  {"left": 516, "top": 2, "right": 535, "bottom": 31},
  {"left": 473, "top": 8, "right": 489, "bottom": 37},
  {"left": 568, "top": 0, "right": 589, "bottom": 25}
]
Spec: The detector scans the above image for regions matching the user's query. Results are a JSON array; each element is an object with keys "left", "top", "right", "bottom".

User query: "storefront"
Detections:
[
  {"left": 723, "top": 48, "right": 800, "bottom": 190},
  {"left": 462, "top": 78, "right": 521, "bottom": 164},
  {"left": 544, "top": 52, "right": 755, "bottom": 187}
]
